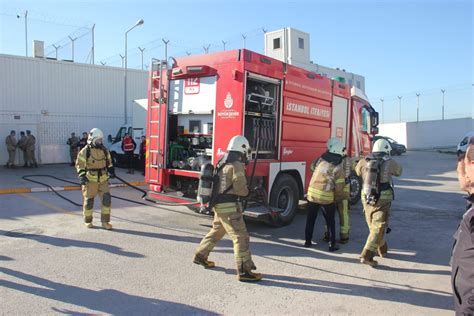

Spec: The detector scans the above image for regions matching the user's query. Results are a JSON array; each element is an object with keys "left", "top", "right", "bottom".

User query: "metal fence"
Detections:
[{"left": 372, "top": 85, "right": 473, "bottom": 124}]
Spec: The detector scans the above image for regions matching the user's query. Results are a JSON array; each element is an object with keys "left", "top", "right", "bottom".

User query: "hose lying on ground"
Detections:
[{"left": 21, "top": 174, "right": 200, "bottom": 207}]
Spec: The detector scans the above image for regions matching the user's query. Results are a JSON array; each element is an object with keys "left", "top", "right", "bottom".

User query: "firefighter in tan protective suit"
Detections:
[
  {"left": 315, "top": 139, "right": 352, "bottom": 244},
  {"left": 194, "top": 136, "right": 262, "bottom": 282},
  {"left": 355, "top": 138, "right": 402, "bottom": 267},
  {"left": 305, "top": 138, "right": 346, "bottom": 252},
  {"left": 76, "top": 128, "right": 115, "bottom": 230}
]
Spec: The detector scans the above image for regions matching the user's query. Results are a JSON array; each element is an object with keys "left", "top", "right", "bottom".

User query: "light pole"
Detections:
[
  {"left": 68, "top": 36, "right": 77, "bottom": 61},
  {"left": 242, "top": 34, "right": 247, "bottom": 48},
  {"left": 91, "top": 24, "right": 95, "bottom": 64},
  {"left": 222, "top": 40, "right": 227, "bottom": 51},
  {"left": 119, "top": 54, "right": 125, "bottom": 68},
  {"left": 138, "top": 47, "right": 145, "bottom": 70},
  {"left": 416, "top": 93, "right": 420, "bottom": 122},
  {"left": 52, "top": 44, "right": 61, "bottom": 59},
  {"left": 397, "top": 96, "right": 402, "bottom": 122},
  {"left": 124, "top": 19, "right": 144, "bottom": 125},
  {"left": 17, "top": 10, "right": 28, "bottom": 56},
  {"left": 380, "top": 98, "right": 384, "bottom": 123},
  {"left": 203, "top": 44, "right": 210, "bottom": 54},
  {"left": 162, "top": 38, "right": 170, "bottom": 66},
  {"left": 441, "top": 89, "right": 446, "bottom": 120}
]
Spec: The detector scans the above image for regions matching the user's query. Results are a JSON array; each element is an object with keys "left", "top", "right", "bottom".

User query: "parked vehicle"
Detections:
[
  {"left": 457, "top": 131, "right": 474, "bottom": 155},
  {"left": 108, "top": 99, "right": 147, "bottom": 166},
  {"left": 145, "top": 49, "right": 379, "bottom": 225},
  {"left": 373, "top": 135, "right": 406, "bottom": 155}
]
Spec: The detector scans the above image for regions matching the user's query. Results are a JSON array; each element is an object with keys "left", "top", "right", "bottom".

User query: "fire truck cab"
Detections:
[{"left": 145, "top": 49, "right": 378, "bottom": 225}]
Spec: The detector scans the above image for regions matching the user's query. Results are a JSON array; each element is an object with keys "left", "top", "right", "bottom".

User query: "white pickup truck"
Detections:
[{"left": 108, "top": 99, "right": 147, "bottom": 166}]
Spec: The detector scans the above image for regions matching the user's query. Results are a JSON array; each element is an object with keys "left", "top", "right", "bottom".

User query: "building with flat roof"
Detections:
[{"left": 264, "top": 27, "right": 365, "bottom": 92}]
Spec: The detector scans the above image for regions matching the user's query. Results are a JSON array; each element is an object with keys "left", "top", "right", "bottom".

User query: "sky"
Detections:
[{"left": 0, "top": 0, "right": 472, "bottom": 122}]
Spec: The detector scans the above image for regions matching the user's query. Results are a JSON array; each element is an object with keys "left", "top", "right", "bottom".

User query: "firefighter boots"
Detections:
[
  {"left": 323, "top": 232, "right": 330, "bottom": 242},
  {"left": 328, "top": 242, "right": 339, "bottom": 252},
  {"left": 340, "top": 233, "right": 349, "bottom": 244},
  {"left": 102, "top": 222, "right": 113, "bottom": 230},
  {"left": 378, "top": 242, "right": 388, "bottom": 258},
  {"left": 193, "top": 254, "right": 215, "bottom": 269},
  {"left": 84, "top": 222, "right": 93, "bottom": 228},
  {"left": 238, "top": 271, "right": 262, "bottom": 282},
  {"left": 360, "top": 249, "right": 378, "bottom": 267}
]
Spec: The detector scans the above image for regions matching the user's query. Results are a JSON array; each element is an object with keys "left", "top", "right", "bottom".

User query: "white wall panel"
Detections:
[{"left": 0, "top": 54, "right": 147, "bottom": 164}]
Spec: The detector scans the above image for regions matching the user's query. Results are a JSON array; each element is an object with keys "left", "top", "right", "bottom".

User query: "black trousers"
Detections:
[
  {"left": 305, "top": 201, "right": 336, "bottom": 244},
  {"left": 125, "top": 151, "right": 134, "bottom": 169}
]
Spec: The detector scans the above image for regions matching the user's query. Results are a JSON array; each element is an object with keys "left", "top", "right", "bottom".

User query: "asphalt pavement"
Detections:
[{"left": 0, "top": 151, "right": 465, "bottom": 315}]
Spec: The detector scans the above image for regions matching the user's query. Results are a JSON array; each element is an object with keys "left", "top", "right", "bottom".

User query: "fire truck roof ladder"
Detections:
[{"left": 148, "top": 58, "right": 166, "bottom": 172}]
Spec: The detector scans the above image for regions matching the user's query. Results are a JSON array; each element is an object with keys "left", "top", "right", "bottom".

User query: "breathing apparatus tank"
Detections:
[
  {"left": 197, "top": 163, "right": 215, "bottom": 204},
  {"left": 362, "top": 157, "right": 382, "bottom": 205}
]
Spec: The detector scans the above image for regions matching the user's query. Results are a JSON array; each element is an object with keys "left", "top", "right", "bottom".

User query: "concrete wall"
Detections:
[
  {"left": 0, "top": 54, "right": 148, "bottom": 164},
  {"left": 379, "top": 118, "right": 474, "bottom": 149}
]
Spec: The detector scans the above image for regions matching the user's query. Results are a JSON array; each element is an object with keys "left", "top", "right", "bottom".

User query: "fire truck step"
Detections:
[{"left": 243, "top": 205, "right": 284, "bottom": 219}]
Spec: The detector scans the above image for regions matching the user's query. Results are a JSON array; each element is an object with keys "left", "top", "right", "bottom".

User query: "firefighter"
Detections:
[
  {"left": 305, "top": 137, "right": 346, "bottom": 252},
  {"left": 67, "top": 132, "right": 80, "bottom": 166},
  {"left": 194, "top": 136, "right": 262, "bottom": 282},
  {"left": 25, "top": 130, "right": 38, "bottom": 168},
  {"left": 78, "top": 132, "right": 88, "bottom": 150},
  {"left": 122, "top": 133, "right": 136, "bottom": 174},
  {"left": 17, "top": 131, "right": 28, "bottom": 167},
  {"left": 355, "top": 138, "right": 402, "bottom": 267},
  {"left": 76, "top": 128, "right": 115, "bottom": 230},
  {"left": 452, "top": 137, "right": 474, "bottom": 315},
  {"left": 318, "top": 139, "right": 352, "bottom": 244},
  {"left": 5, "top": 130, "right": 17, "bottom": 168}
]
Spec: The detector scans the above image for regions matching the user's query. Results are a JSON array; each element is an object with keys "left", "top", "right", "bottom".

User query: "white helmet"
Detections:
[
  {"left": 88, "top": 128, "right": 104, "bottom": 146},
  {"left": 327, "top": 137, "right": 345, "bottom": 156},
  {"left": 227, "top": 135, "right": 251, "bottom": 159},
  {"left": 373, "top": 138, "right": 392, "bottom": 154}
]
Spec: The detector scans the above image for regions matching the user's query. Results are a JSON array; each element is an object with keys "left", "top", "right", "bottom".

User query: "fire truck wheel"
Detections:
[
  {"left": 269, "top": 174, "right": 300, "bottom": 226},
  {"left": 349, "top": 174, "right": 361, "bottom": 205}
]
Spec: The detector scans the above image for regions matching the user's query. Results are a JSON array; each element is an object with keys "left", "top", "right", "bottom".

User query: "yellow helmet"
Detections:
[
  {"left": 87, "top": 128, "right": 104, "bottom": 146},
  {"left": 373, "top": 138, "right": 392, "bottom": 154},
  {"left": 227, "top": 135, "right": 251, "bottom": 160},
  {"left": 327, "top": 138, "right": 345, "bottom": 156}
]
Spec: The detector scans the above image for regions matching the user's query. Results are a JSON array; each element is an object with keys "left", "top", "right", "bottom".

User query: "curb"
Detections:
[{"left": 0, "top": 181, "right": 147, "bottom": 195}]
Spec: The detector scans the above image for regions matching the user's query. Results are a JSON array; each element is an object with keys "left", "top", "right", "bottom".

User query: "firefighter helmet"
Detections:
[
  {"left": 227, "top": 136, "right": 251, "bottom": 160},
  {"left": 373, "top": 138, "right": 392, "bottom": 154},
  {"left": 327, "top": 138, "right": 345, "bottom": 156},
  {"left": 88, "top": 128, "right": 104, "bottom": 146}
]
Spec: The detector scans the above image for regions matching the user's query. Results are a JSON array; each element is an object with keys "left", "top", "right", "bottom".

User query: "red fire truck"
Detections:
[{"left": 145, "top": 49, "right": 378, "bottom": 225}]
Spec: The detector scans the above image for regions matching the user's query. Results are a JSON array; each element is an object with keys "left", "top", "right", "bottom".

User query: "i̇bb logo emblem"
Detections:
[
  {"left": 184, "top": 78, "right": 200, "bottom": 95},
  {"left": 224, "top": 92, "right": 233, "bottom": 108}
]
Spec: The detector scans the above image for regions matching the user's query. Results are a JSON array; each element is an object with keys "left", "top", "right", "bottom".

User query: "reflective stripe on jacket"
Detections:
[
  {"left": 307, "top": 159, "right": 345, "bottom": 205},
  {"left": 76, "top": 146, "right": 113, "bottom": 183},
  {"left": 123, "top": 137, "right": 135, "bottom": 152}
]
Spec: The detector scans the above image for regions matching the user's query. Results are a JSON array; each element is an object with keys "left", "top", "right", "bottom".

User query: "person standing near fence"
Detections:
[
  {"left": 139, "top": 135, "right": 146, "bottom": 176},
  {"left": 67, "top": 132, "right": 80, "bottom": 166},
  {"left": 5, "top": 130, "right": 17, "bottom": 168},
  {"left": 25, "top": 130, "right": 38, "bottom": 168},
  {"left": 17, "top": 131, "right": 28, "bottom": 167},
  {"left": 122, "top": 133, "right": 136, "bottom": 174}
]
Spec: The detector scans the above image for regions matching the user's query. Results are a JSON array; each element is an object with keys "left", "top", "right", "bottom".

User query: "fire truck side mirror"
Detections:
[{"left": 371, "top": 127, "right": 379, "bottom": 135}]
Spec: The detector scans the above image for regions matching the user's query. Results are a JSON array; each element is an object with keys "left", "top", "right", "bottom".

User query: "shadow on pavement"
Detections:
[
  {"left": 208, "top": 263, "right": 453, "bottom": 311},
  {"left": 1, "top": 267, "right": 217, "bottom": 315},
  {"left": 0, "top": 230, "right": 144, "bottom": 258}
]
